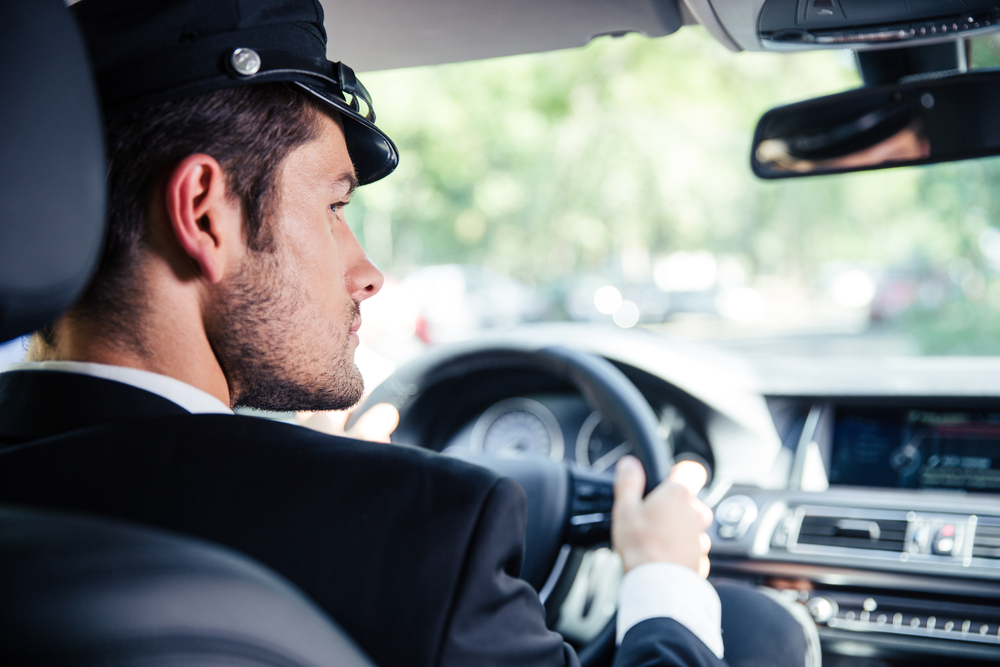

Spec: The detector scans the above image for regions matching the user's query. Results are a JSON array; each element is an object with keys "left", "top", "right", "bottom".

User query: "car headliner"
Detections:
[
  {"left": 320, "top": 0, "right": 986, "bottom": 72},
  {"left": 320, "top": 0, "right": 692, "bottom": 72}
]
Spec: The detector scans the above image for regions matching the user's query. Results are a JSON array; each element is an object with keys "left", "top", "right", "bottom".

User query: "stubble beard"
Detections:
[{"left": 209, "top": 249, "right": 364, "bottom": 412}]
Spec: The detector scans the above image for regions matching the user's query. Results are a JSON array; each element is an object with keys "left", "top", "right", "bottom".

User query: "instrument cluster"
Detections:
[{"left": 459, "top": 393, "right": 709, "bottom": 475}]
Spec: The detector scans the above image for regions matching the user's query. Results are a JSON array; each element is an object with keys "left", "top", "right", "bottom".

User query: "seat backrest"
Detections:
[{"left": 0, "top": 506, "right": 375, "bottom": 666}]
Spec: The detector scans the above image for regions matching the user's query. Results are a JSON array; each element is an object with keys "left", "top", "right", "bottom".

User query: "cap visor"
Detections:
[{"left": 293, "top": 81, "right": 399, "bottom": 185}]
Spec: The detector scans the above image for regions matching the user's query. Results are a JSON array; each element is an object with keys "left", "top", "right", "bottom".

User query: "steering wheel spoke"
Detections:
[{"left": 568, "top": 468, "right": 614, "bottom": 547}]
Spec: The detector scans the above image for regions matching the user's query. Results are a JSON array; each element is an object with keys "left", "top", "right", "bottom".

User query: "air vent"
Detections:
[
  {"left": 796, "top": 513, "right": 908, "bottom": 552},
  {"left": 972, "top": 518, "right": 1000, "bottom": 560}
]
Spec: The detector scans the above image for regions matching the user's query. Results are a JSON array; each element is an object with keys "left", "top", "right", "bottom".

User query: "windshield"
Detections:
[
  {"left": 344, "top": 28, "right": 1000, "bottom": 370},
  {"left": 2, "top": 29, "right": 997, "bottom": 374}
]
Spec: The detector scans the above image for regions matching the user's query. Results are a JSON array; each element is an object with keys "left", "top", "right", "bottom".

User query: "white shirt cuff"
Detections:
[{"left": 616, "top": 562, "right": 724, "bottom": 659}]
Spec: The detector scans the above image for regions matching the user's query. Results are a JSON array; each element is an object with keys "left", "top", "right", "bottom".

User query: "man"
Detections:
[{"left": 0, "top": 1, "right": 813, "bottom": 666}]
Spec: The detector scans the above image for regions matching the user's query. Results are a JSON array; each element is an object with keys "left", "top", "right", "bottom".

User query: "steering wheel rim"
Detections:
[
  {"left": 350, "top": 343, "right": 673, "bottom": 665},
  {"left": 533, "top": 346, "right": 671, "bottom": 493}
]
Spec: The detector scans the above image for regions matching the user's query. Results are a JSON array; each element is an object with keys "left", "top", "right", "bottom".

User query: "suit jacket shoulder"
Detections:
[
  {"left": 0, "top": 380, "right": 504, "bottom": 667},
  {"left": 0, "top": 369, "right": 186, "bottom": 443}
]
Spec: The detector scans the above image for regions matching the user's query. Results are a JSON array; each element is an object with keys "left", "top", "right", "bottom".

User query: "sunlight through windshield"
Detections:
[{"left": 345, "top": 28, "right": 1000, "bottom": 368}]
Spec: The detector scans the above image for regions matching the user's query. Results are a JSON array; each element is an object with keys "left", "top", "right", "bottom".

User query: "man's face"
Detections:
[{"left": 209, "top": 111, "right": 384, "bottom": 411}]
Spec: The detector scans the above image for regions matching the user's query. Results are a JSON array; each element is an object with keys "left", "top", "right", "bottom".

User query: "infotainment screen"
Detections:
[{"left": 829, "top": 408, "right": 1000, "bottom": 492}]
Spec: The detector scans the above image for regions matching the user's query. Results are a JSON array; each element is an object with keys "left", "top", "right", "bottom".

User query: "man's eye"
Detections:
[{"left": 329, "top": 201, "right": 350, "bottom": 216}]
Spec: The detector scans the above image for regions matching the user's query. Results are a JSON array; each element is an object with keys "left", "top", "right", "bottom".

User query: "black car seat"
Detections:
[
  {"left": 0, "top": 1, "right": 374, "bottom": 665},
  {"left": 0, "top": 507, "right": 374, "bottom": 667}
]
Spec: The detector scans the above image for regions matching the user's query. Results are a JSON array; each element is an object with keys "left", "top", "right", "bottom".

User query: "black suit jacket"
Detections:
[{"left": 0, "top": 370, "right": 725, "bottom": 667}]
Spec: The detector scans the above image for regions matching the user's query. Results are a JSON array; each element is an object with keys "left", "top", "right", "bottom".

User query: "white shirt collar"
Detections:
[{"left": 4, "top": 360, "right": 233, "bottom": 415}]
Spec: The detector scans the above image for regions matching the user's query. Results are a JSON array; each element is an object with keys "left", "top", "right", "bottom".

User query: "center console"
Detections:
[{"left": 709, "top": 397, "right": 1000, "bottom": 662}]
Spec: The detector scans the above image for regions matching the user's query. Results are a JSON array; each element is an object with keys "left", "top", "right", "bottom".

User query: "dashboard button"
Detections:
[
  {"left": 807, "top": 597, "right": 837, "bottom": 624},
  {"left": 568, "top": 469, "right": 614, "bottom": 546},
  {"left": 932, "top": 522, "right": 962, "bottom": 555},
  {"left": 722, "top": 502, "right": 746, "bottom": 523},
  {"left": 715, "top": 495, "right": 758, "bottom": 540}
]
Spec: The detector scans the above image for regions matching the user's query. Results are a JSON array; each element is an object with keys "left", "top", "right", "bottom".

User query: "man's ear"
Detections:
[{"left": 163, "top": 154, "right": 241, "bottom": 284}]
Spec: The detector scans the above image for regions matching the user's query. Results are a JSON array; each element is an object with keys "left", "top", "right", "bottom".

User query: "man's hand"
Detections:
[
  {"left": 297, "top": 403, "right": 400, "bottom": 443},
  {"left": 612, "top": 455, "right": 714, "bottom": 577}
]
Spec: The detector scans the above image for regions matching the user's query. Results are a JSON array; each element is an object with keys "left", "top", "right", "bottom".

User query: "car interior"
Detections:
[{"left": 6, "top": 0, "right": 1000, "bottom": 666}]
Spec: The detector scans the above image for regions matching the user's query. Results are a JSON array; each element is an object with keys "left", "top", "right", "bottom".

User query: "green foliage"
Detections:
[
  {"left": 352, "top": 28, "right": 859, "bottom": 278},
  {"left": 350, "top": 27, "right": 1000, "bottom": 355}
]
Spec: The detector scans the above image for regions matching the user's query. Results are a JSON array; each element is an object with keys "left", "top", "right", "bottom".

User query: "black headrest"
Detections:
[
  {"left": 0, "top": 0, "right": 106, "bottom": 343},
  {"left": 0, "top": 506, "right": 375, "bottom": 666}
]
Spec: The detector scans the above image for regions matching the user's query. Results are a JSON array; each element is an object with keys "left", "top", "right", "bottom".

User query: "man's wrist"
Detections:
[
  {"left": 620, "top": 551, "right": 700, "bottom": 575},
  {"left": 616, "top": 561, "right": 724, "bottom": 658}
]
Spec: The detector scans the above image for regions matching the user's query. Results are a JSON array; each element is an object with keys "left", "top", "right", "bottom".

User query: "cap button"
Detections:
[{"left": 231, "top": 48, "right": 261, "bottom": 76}]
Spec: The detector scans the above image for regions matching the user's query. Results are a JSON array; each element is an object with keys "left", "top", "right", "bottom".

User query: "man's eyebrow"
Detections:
[{"left": 335, "top": 172, "right": 360, "bottom": 197}]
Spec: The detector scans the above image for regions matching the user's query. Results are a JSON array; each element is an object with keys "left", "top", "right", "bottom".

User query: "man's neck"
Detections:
[{"left": 29, "top": 304, "right": 232, "bottom": 409}]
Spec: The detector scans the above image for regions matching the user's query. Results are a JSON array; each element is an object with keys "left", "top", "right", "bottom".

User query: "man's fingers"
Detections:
[
  {"left": 699, "top": 554, "right": 711, "bottom": 578},
  {"left": 297, "top": 410, "right": 349, "bottom": 434},
  {"left": 614, "top": 455, "right": 646, "bottom": 507},
  {"left": 694, "top": 498, "right": 714, "bottom": 529},
  {"left": 667, "top": 460, "right": 708, "bottom": 496},
  {"left": 347, "top": 403, "right": 400, "bottom": 443},
  {"left": 700, "top": 531, "right": 712, "bottom": 556},
  {"left": 698, "top": 528, "right": 712, "bottom": 578},
  {"left": 296, "top": 403, "right": 400, "bottom": 443}
]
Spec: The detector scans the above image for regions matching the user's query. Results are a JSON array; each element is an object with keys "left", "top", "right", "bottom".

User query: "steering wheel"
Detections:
[{"left": 350, "top": 344, "right": 673, "bottom": 665}]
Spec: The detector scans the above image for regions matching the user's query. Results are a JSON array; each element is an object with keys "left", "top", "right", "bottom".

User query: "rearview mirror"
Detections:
[{"left": 752, "top": 69, "right": 1000, "bottom": 178}]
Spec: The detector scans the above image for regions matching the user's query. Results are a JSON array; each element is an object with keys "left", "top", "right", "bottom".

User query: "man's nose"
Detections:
[
  {"left": 341, "top": 225, "right": 384, "bottom": 302},
  {"left": 352, "top": 255, "right": 384, "bottom": 302}
]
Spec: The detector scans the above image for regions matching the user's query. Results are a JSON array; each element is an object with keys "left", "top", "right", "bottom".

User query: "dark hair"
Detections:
[{"left": 61, "top": 83, "right": 322, "bottom": 346}]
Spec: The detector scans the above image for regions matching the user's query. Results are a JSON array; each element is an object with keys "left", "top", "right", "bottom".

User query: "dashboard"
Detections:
[{"left": 360, "top": 324, "right": 1000, "bottom": 664}]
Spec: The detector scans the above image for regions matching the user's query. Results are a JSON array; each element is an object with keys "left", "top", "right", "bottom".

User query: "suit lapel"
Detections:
[{"left": 0, "top": 370, "right": 189, "bottom": 445}]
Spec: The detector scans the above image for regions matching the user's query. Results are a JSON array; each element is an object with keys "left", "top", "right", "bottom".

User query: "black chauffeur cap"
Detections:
[{"left": 71, "top": 0, "right": 398, "bottom": 185}]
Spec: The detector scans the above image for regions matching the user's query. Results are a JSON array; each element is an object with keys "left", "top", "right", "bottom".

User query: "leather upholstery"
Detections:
[
  {"left": 0, "top": 506, "right": 375, "bottom": 666},
  {"left": 0, "top": 0, "right": 105, "bottom": 342}
]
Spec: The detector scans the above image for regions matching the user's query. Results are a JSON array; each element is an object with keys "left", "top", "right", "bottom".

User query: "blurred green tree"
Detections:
[{"left": 350, "top": 27, "right": 1000, "bottom": 354}]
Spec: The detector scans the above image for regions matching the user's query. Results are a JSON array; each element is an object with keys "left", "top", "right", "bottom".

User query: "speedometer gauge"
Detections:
[
  {"left": 576, "top": 411, "right": 632, "bottom": 473},
  {"left": 470, "top": 398, "right": 565, "bottom": 461}
]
